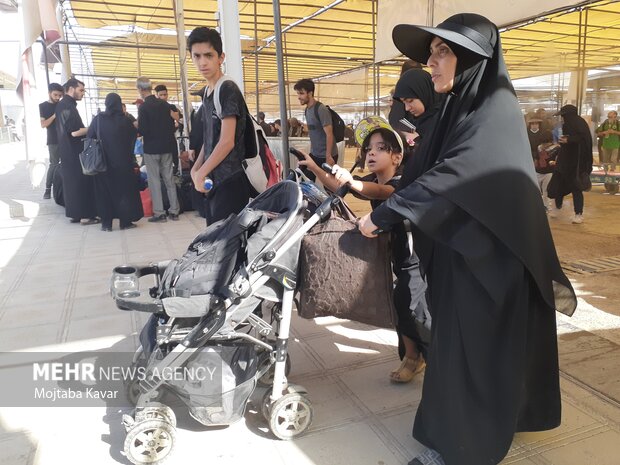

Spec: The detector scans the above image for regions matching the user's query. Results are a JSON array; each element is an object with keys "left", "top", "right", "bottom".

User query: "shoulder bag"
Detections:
[{"left": 79, "top": 117, "right": 107, "bottom": 175}]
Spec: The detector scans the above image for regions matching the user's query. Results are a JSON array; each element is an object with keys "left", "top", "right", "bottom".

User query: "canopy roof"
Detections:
[{"left": 61, "top": 0, "right": 620, "bottom": 115}]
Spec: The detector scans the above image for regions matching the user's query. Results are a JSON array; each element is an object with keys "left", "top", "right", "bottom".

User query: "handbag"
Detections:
[
  {"left": 296, "top": 216, "right": 396, "bottom": 329},
  {"left": 79, "top": 117, "right": 107, "bottom": 175}
]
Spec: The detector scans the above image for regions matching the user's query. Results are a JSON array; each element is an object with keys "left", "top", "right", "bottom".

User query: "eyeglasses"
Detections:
[{"left": 362, "top": 143, "right": 391, "bottom": 155}]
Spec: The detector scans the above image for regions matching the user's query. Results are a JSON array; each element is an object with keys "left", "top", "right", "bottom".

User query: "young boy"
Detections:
[{"left": 188, "top": 27, "right": 253, "bottom": 224}]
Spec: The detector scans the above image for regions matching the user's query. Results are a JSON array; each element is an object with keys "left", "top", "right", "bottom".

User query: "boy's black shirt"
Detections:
[
  {"left": 202, "top": 80, "right": 247, "bottom": 184},
  {"left": 39, "top": 100, "right": 58, "bottom": 145}
]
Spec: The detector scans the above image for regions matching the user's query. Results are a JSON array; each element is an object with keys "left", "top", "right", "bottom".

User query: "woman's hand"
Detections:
[
  {"left": 331, "top": 164, "right": 354, "bottom": 187},
  {"left": 358, "top": 213, "right": 379, "bottom": 238},
  {"left": 401, "top": 131, "right": 419, "bottom": 146}
]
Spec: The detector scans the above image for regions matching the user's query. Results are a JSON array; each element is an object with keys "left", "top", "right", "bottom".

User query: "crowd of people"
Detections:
[{"left": 35, "top": 15, "right": 604, "bottom": 465}]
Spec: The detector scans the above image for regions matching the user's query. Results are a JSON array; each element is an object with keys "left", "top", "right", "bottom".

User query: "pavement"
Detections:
[{"left": 0, "top": 141, "right": 619, "bottom": 465}]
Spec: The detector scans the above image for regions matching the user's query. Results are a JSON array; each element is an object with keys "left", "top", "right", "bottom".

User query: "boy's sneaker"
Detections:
[
  {"left": 148, "top": 214, "right": 167, "bottom": 223},
  {"left": 548, "top": 206, "right": 560, "bottom": 218},
  {"left": 168, "top": 213, "right": 179, "bottom": 221},
  {"left": 43, "top": 188, "right": 51, "bottom": 199},
  {"left": 572, "top": 214, "right": 584, "bottom": 224}
]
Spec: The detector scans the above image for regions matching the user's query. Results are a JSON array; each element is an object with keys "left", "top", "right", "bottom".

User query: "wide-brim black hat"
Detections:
[{"left": 392, "top": 17, "right": 494, "bottom": 64}]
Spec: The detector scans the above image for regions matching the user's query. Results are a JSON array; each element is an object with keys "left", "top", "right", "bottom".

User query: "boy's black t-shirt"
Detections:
[
  {"left": 203, "top": 80, "right": 247, "bottom": 185},
  {"left": 39, "top": 101, "right": 58, "bottom": 145}
]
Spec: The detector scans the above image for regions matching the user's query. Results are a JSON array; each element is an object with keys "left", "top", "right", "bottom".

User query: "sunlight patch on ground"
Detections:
[
  {"left": 333, "top": 342, "right": 380, "bottom": 354},
  {"left": 557, "top": 289, "right": 620, "bottom": 345},
  {"left": 326, "top": 323, "right": 397, "bottom": 347}
]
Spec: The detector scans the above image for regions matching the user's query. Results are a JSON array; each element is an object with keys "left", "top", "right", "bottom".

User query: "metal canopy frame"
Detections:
[{"left": 50, "top": 0, "right": 620, "bottom": 120}]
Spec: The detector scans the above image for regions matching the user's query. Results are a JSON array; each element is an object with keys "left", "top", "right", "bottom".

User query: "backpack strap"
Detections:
[
  {"left": 205, "top": 74, "right": 236, "bottom": 119},
  {"left": 313, "top": 101, "right": 322, "bottom": 127}
]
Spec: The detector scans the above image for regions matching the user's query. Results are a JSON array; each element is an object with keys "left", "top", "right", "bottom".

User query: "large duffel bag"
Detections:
[{"left": 296, "top": 216, "right": 396, "bottom": 328}]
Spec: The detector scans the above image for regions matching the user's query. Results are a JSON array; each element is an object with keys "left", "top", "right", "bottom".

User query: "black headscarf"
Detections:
[
  {"left": 393, "top": 69, "right": 443, "bottom": 187},
  {"left": 104, "top": 93, "right": 123, "bottom": 117},
  {"left": 378, "top": 13, "right": 576, "bottom": 316},
  {"left": 393, "top": 68, "right": 440, "bottom": 126}
]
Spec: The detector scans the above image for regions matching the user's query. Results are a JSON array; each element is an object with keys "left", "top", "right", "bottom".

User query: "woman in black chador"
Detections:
[
  {"left": 88, "top": 93, "right": 143, "bottom": 231},
  {"left": 359, "top": 14, "right": 577, "bottom": 465}
]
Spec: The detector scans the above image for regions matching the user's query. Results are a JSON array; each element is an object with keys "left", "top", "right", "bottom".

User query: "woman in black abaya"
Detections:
[
  {"left": 548, "top": 104, "right": 593, "bottom": 223},
  {"left": 358, "top": 14, "right": 577, "bottom": 465},
  {"left": 88, "top": 93, "right": 143, "bottom": 231}
]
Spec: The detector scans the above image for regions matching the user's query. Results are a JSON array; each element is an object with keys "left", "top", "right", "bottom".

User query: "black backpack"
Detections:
[
  {"left": 313, "top": 102, "right": 345, "bottom": 143},
  {"left": 158, "top": 209, "right": 268, "bottom": 298}
]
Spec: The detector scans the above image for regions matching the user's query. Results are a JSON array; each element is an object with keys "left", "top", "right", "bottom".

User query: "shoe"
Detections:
[
  {"left": 43, "top": 189, "right": 51, "bottom": 199},
  {"left": 572, "top": 214, "right": 583, "bottom": 224},
  {"left": 390, "top": 354, "right": 426, "bottom": 383},
  {"left": 81, "top": 218, "right": 100, "bottom": 225},
  {"left": 101, "top": 226, "right": 113, "bottom": 232},
  {"left": 120, "top": 223, "right": 137, "bottom": 230},
  {"left": 69, "top": 218, "right": 80, "bottom": 223},
  {"left": 148, "top": 214, "right": 167, "bottom": 223},
  {"left": 168, "top": 213, "right": 179, "bottom": 221},
  {"left": 548, "top": 207, "right": 560, "bottom": 218}
]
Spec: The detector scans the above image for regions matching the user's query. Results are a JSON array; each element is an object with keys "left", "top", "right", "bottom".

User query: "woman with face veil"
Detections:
[
  {"left": 88, "top": 93, "right": 143, "bottom": 231},
  {"left": 359, "top": 14, "right": 576, "bottom": 465}
]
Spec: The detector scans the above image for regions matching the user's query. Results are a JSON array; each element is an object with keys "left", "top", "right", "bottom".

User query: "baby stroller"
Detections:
[{"left": 111, "top": 171, "right": 349, "bottom": 465}]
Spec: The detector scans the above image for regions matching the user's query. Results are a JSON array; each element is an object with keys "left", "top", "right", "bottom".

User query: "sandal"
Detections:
[{"left": 390, "top": 355, "right": 426, "bottom": 383}]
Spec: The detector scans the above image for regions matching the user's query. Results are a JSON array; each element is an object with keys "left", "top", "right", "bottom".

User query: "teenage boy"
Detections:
[
  {"left": 294, "top": 78, "right": 338, "bottom": 174},
  {"left": 188, "top": 26, "right": 253, "bottom": 225},
  {"left": 40, "top": 82, "right": 64, "bottom": 199}
]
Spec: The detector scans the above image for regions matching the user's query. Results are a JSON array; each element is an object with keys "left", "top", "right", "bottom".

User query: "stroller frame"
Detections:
[{"left": 114, "top": 172, "right": 348, "bottom": 464}]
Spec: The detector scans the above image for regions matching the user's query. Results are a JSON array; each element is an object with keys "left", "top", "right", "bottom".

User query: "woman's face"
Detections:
[
  {"left": 427, "top": 37, "right": 457, "bottom": 94},
  {"left": 363, "top": 133, "right": 401, "bottom": 173},
  {"left": 402, "top": 98, "right": 425, "bottom": 117}
]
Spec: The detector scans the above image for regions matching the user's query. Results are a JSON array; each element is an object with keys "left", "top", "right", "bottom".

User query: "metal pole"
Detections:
[
  {"left": 41, "top": 35, "right": 51, "bottom": 88},
  {"left": 372, "top": 0, "right": 376, "bottom": 114},
  {"left": 172, "top": 0, "right": 192, "bottom": 139},
  {"left": 254, "top": 0, "right": 260, "bottom": 118},
  {"left": 273, "top": 0, "right": 290, "bottom": 173},
  {"left": 134, "top": 27, "right": 141, "bottom": 77},
  {"left": 284, "top": 33, "right": 292, "bottom": 120}
]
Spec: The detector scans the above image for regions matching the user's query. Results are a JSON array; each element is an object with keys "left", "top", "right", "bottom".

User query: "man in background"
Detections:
[
  {"left": 137, "top": 77, "right": 180, "bottom": 222},
  {"left": 294, "top": 78, "right": 337, "bottom": 181},
  {"left": 40, "top": 82, "right": 64, "bottom": 199}
]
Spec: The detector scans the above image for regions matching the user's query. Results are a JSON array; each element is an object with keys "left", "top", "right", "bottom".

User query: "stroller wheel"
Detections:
[
  {"left": 135, "top": 402, "right": 177, "bottom": 428},
  {"left": 268, "top": 392, "right": 313, "bottom": 440},
  {"left": 124, "top": 419, "right": 176, "bottom": 465},
  {"left": 257, "top": 354, "right": 292, "bottom": 387}
]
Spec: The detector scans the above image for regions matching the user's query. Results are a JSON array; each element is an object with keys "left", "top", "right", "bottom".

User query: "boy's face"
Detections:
[
  {"left": 190, "top": 42, "right": 224, "bottom": 81},
  {"left": 296, "top": 89, "right": 311, "bottom": 106},
  {"left": 156, "top": 89, "right": 169, "bottom": 100},
  {"left": 49, "top": 90, "right": 63, "bottom": 103}
]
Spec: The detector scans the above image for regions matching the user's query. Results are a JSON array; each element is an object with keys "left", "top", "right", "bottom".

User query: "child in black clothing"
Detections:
[{"left": 299, "top": 122, "right": 429, "bottom": 383}]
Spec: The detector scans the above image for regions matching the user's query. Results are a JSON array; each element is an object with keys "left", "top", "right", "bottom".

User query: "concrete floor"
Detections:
[{"left": 0, "top": 142, "right": 619, "bottom": 465}]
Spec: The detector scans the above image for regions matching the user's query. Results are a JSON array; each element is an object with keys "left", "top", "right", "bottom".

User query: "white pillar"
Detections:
[
  {"left": 56, "top": 3, "right": 71, "bottom": 81},
  {"left": 173, "top": 0, "right": 192, "bottom": 137},
  {"left": 217, "top": 0, "right": 244, "bottom": 92},
  {"left": 566, "top": 70, "right": 587, "bottom": 110}
]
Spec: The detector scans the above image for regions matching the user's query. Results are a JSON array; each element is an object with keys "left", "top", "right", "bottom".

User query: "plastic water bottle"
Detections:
[{"left": 203, "top": 177, "right": 214, "bottom": 192}]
